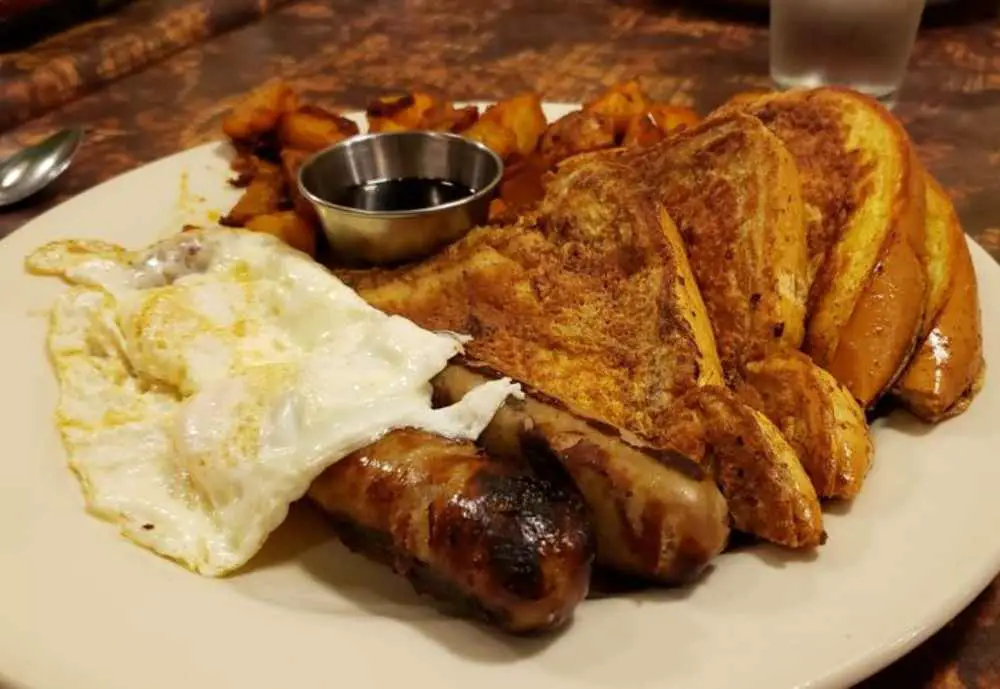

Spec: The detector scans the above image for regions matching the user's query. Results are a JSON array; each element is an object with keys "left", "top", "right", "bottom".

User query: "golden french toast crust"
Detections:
[
  {"left": 717, "top": 89, "right": 874, "bottom": 290},
  {"left": 831, "top": 139, "right": 927, "bottom": 406},
  {"left": 894, "top": 175, "right": 985, "bottom": 421},
  {"left": 724, "top": 87, "right": 931, "bottom": 408},
  {"left": 640, "top": 114, "right": 808, "bottom": 378},
  {"left": 357, "top": 159, "right": 715, "bottom": 443},
  {"left": 675, "top": 386, "right": 824, "bottom": 548}
]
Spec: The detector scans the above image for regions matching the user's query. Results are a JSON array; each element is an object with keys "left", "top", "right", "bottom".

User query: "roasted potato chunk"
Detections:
[
  {"left": 648, "top": 104, "right": 700, "bottom": 134},
  {"left": 277, "top": 105, "right": 359, "bottom": 152},
  {"left": 245, "top": 211, "right": 317, "bottom": 256},
  {"left": 583, "top": 81, "right": 650, "bottom": 136},
  {"left": 538, "top": 111, "right": 617, "bottom": 162},
  {"left": 366, "top": 92, "right": 478, "bottom": 132},
  {"left": 471, "top": 92, "right": 547, "bottom": 158},
  {"left": 461, "top": 119, "right": 519, "bottom": 159},
  {"left": 622, "top": 113, "right": 666, "bottom": 147},
  {"left": 222, "top": 80, "right": 299, "bottom": 143},
  {"left": 228, "top": 147, "right": 259, "bottom": 187},
  {"left": 279, "top": 148, "right": 318, "bottom": 222},
  {"left": 447, "top": 104, "right": 480, "bottom": 132},
  {"left": 220, "top": 161, "right": 284, "bottom": 227}
]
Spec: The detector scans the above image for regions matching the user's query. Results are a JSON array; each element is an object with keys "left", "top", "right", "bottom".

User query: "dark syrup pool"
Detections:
[{"left": 331, "top": 178, "right": 476, "bottom": 212}]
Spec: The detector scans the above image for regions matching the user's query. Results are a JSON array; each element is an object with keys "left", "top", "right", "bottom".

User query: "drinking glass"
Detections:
[{"left": 770, "top": 0, "right": 928, "bottom": 103}]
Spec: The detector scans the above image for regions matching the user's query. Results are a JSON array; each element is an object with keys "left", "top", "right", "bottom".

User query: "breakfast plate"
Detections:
[{"left": 1, "top": 102, "right": 999, "bottom": 689}]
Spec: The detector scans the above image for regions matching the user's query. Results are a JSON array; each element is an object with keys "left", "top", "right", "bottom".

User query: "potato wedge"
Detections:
[
  {"left": 220, "top": 161, "right": 285, "bottom": 227},
  {"left": 538, "top": 111, "right": 617, "bottom": 162},
  {"left": 222, "top": 80, "right": 299, "bottom": 143},
  {"left": 277, "top": 105, "right": 359, "bottom": 152},
  {"left": 583, "top": 81, "right": 650, "bottom": 136},
  {"left": 245, "top": 211, "right": 317, "bottom": 256}
]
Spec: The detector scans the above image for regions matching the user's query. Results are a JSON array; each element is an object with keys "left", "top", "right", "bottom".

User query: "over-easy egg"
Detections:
[{"left": 27, "top": 229, "right": 518, "bottom": 576}]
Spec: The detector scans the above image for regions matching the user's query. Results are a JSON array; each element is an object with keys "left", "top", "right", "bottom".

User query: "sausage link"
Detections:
[
  {"left": 308, "top": 428, "right": 594, "bottom": 634},
  {"left": 433, "top": 362, "right": 731, "bottom": 584}
]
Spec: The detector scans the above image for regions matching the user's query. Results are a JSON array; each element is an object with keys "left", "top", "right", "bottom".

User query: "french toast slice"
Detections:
[
  {"left": 666, "top": 386, "right": 823, "bottom": 547},
  {"left": 349, "top": 150, "right": 825, "bottom": 552},
  {"left": 350, "top": 199, "right": 724, "bottom": 439},
  {"left": 716, "top": 87, "right": 928, "bottom": 408},
  {"left": 893, "top": 174, "right": 985, "bottom": 421},
  {"left": 604, "top": 114, "right": 870, "bottom": 501},
  {"left": 616, "top": 112, "right": 809, "bottom": 379}
]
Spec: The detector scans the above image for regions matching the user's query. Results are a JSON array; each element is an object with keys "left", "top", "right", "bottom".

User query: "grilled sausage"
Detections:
[
  {"left": 307, "top": 428, "right": 594, "bottom": 634},
  {"left": 433, "top": 362, "right": 731, "bottom": 584}
]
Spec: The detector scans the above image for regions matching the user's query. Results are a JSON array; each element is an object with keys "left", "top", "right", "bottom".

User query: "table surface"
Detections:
[{"left": 2, "top": 1, "right": 1000, "bottom": 686}]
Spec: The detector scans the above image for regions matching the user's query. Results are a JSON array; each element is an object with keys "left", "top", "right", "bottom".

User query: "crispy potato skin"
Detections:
[
  {"left": 277, "top": 105, "right": 359, "bottom": 152},
  {"left": 308, "top": 428, "right": 594, "bottom": 634},
  {"left": 461, "top": 119, "right": 520, "bottom": 159},
  {"left": 220, "top": 161, "right": 284, "bottom": 227},
  {"left": 474, "top": 93, "right": 548, "bottom": 158},
  {"left": 221, "top": 80, "right": 298, "bottom": 143},
  {"left": 366, "top": 92, "right": 477, "bottom": 133},
  {"left": 583, "top": 80, "right": 650, "bottom": 135}
]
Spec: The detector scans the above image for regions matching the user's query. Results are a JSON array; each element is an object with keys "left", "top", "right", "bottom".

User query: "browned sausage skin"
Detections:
[
  {"left": 308, "top": 428, "right": 594, "bottom": 634},
  {"left": 433, "top": 362, "right": 731, "bottom": 584}
]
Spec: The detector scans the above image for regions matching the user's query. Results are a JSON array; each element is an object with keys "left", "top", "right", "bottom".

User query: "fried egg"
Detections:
[{"left": 27, "top": 229, "right": 520, "bottom": 576}]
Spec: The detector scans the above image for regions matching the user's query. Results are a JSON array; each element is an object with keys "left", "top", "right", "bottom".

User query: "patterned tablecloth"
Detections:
[{"left": 1, "top": 1, "right": 1000, "bottom": 685}]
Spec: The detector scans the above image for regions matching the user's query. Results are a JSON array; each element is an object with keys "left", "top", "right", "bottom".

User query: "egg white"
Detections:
[{"left": 28, "top": 229, "right": 519, "bottom": 576}]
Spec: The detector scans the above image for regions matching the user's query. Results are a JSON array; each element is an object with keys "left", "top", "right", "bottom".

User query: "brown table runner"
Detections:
[{"left": 0, "top": 0, "right": 293, "bottom": 133}]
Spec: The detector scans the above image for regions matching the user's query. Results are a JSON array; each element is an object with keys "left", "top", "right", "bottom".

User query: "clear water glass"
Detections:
[{"left": 770, "top": 0, "right": 928, "bottom": 103}]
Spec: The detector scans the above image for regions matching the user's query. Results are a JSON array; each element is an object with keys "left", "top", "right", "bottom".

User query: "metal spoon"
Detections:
[{"left": 0, "top": 128, "right": 84, "bottom": 208}]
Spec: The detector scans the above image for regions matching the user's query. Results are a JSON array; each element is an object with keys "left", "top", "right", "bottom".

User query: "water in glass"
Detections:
[{"left": 770, "top": 0, "right": 927, "bottom": 101}]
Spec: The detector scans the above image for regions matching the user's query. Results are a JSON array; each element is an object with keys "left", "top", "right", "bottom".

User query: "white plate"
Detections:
[{"left": 1, "top": 103, "right": 999, "bottom": 689}]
